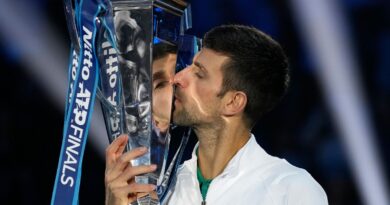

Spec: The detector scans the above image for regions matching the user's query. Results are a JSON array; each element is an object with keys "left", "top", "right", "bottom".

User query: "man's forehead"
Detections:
[
  {"left": 152, "top": 53, "right": 177, "bottom": 73},
  {"left": 193, "top": 48, "right": 230, "bottom": 70}
]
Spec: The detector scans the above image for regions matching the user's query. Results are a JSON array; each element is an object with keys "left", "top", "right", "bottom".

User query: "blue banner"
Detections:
[{"left": 51, "top": 0, "right": 108, "bottom": 204}]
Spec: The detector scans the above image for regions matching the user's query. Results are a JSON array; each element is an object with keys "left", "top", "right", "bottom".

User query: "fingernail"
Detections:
[
  {"left": 139, "top": 147, "right": 147, "bottom": 152},
  {"left": 151, "top": 185, "right": 157, "bottom": 190},
  {"left": 151, "top": 164, "right": 157, "bottom": 170}
]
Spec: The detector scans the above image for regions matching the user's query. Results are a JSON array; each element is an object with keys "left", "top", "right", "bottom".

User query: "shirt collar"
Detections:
[{"left": 185, "top": 134, "right": 258, "bottom": 179}]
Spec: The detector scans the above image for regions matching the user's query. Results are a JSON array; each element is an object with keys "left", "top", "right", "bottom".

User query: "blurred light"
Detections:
[
  {"left": 0, "top": 1, "right": 108, "bottom": 158},
  {"left": 0, "top": 43, "right": 21, "bottom": 62},
  {"left": 289, "top": 0, "right": 390, "bottom": 204}
]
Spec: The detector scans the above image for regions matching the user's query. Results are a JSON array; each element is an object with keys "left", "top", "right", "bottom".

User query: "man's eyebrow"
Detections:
[
  {"left": 152, "top": 70, "right": 167, "bottom": 81},
  {"left": 194, "top": 61, "right": 207, "bottom": 72}
]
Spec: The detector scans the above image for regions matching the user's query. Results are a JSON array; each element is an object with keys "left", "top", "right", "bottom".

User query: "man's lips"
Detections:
[
  {"left": 174, "top": 87, "right": 185, "bottom": 105},
  {"left": 174, "top": 97, "right": 181, "bottom": 105},
  {"left": 174, "top": 92, "right": 182, "bottom": 102},
  {"left": 174, "top": 93, "right": 183, "bottom": 107}
]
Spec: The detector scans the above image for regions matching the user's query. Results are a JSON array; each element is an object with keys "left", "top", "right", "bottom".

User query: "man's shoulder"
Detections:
[
  {"left": 245, "top": 139, "right": 329, "bottom": 204},
  {"left": 267, "top": 167, "right": 328, "bottom": 205},
  {"left": 246, "top": 150, "right": 321, "bottom": 191},
  {"left": 261, "top": 158, "right": 328, "bottom": 203}
]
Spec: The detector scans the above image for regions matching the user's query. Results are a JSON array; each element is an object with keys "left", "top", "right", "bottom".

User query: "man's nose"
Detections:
[{"left": 173, "top": 66, "right": 190, "bottom": 88}]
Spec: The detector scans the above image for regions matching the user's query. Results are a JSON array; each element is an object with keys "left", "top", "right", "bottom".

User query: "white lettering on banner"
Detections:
[
  {"left": 102, "top": 40, "right": 120, "bottom": 137},
  {"left": 83, "top": 26, "right": 93, "bottom": 49},
  {"left": 70, "top": 124, "right": 83, "bottom": 139},
  {"left": 60, "top": 26, "right": 93, "bottom": 187},
  {"left": 106, "top": 56, "right": 118, "bottom": 87},
  {"left": 68, "top": 51, "right": 79, "bottom": 104},
  {"left": 73, "top": 82, "right": 91, "bottom": 125},
  {"left": 72, "top": 52, "right": 78, "bottom": 80}
]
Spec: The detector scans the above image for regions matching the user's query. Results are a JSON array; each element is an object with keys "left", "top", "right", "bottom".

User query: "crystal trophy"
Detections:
[{"left": 95, "top": 0, "right": 197, "bottom": 204}]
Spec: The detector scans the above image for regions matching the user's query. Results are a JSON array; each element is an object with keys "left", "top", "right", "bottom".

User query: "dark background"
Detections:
[{"left": 0, "top": 0, "right": 389, "bottom": 204}]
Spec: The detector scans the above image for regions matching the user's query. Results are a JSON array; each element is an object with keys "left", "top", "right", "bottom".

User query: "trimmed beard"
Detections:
[{"left": 172, "top": 105, "right": 200, "bottom": 127}]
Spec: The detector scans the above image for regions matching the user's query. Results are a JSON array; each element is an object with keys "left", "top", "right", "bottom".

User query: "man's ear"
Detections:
[{"left": 222, "top": 91, "right": 247, "bottom": 116}]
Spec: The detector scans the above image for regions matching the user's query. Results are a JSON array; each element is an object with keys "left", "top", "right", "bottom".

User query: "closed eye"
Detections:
[
  {"left": 194, "top": 71, "right": 205, "bottom": 79},
  {"left": 154, "top": 80, "right": 169, "bottom": 89},
  {"left": 153, "top": 69, "right": 171, "bottom": 90}
]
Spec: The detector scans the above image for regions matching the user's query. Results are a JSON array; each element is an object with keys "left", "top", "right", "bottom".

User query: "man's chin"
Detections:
[
  {"left": 172, "top": 115, "right": 182, "bottom": 126},
  {"left": 172, "top": 114, "right": 194, "bottom": 127}
]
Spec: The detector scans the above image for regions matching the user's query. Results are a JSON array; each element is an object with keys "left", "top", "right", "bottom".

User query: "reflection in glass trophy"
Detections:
[
  {"left": 95, "top": 0, "right": 199, "bottom": 204},
  {"left": 158, "top": 34, "right": 202, "bottom": 205}
]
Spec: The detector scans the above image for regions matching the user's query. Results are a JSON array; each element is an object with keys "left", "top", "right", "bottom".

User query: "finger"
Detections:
[
  {"left": 109, "top": 183, "right": 156, "bottom": 204},
  {"left": 106, "top": 134, "right": 128, "bottom": 168},
  {"left": 107, "top": 147, "right": 148, "bottom": 181},
  {"left": 120, "top": 183, "right": 156, "bottom": 195},
  {"left": 113, "top": 164, "right": 157, "bottom": 186},
  {"left": 128, "top": 184, "right": 157, "bottom": 203},
  {"left": 115, "top": 135, "right": 128, "bottom": 156},
  {"left": 128, "top": 183, "right": 156, "bottom": 194}
]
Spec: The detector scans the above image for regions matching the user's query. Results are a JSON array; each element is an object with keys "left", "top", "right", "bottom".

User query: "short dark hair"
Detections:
[
  {"left": 153, "top": 42, "right": 177, "bottom": 60},
  {"left": 203, "top": 25, "right": 289, "bottom": 128}
]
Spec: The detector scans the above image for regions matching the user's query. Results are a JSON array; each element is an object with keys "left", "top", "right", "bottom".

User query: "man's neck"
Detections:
[{"left": 194, "top": 123, "right": 250, "bottom": 179}]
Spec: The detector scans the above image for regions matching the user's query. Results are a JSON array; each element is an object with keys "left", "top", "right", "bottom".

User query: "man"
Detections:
[
  {"left": 105, "top": 25, "right": 328, "bottom": 205},
  {"left": 151, "top": 43, "right": 177, "bottom": 133}
]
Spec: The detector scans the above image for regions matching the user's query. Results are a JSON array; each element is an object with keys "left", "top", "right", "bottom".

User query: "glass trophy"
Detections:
[{"left": 95, "top": 0, "right": 199, "bottom": 204}]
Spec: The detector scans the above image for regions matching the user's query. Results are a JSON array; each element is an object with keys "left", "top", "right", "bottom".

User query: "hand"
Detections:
[{"left": 105, "top": 134, "right": 157, "bottom": 205}]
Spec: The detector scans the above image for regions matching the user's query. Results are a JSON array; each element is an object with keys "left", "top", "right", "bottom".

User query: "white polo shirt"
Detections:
[{"left": 163, "top": 135, "right": 328, "bottom": 205}]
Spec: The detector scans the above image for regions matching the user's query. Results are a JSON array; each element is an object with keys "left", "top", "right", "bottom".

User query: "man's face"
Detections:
[
  {"left": 173, "top": 48, "right": 229, "bottom": 127},
  {"left": 152, "top": 53, "right": 176, "bottom": 132}
]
